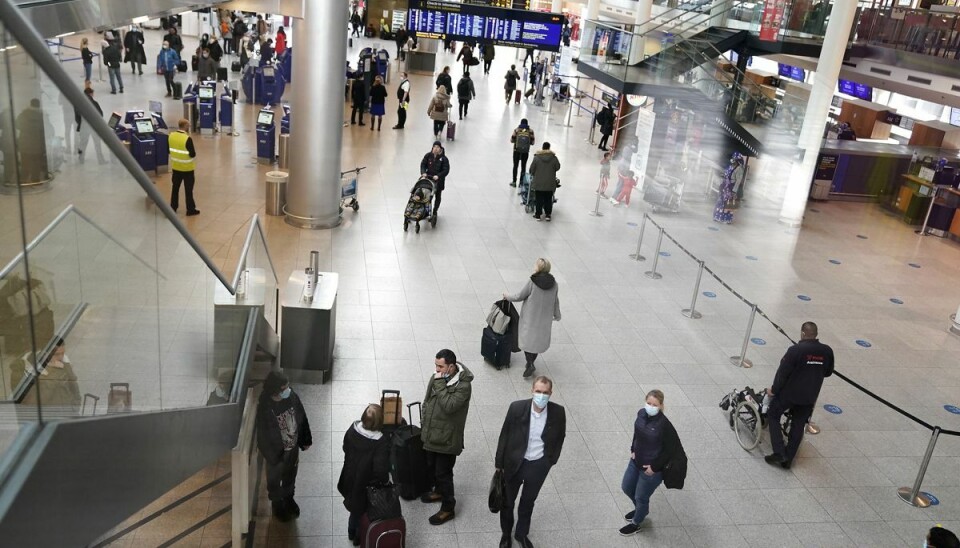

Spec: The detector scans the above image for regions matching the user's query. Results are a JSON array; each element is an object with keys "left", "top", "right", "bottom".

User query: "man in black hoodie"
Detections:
[
  {"left": 75, "top": 86, "right": 106, "bottom": 164},
  {"left": 257, "top": 371, "right": 312, "bottom": 521},
  {"left": 420, "top": 141, "right": 450, "bottom": 218},
  {"left": 103, "top": 40, "right": 124, "bottom": 94}
]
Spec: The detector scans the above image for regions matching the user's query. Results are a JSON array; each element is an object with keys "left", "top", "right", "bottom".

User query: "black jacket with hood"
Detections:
[
  {"left": 420, "top": 143, "right": 450, "bottom": 190},
  {"left": 337, "top": 421, "right": 391, "bottom": 514},
  {"left": 256, "top": 391, "right": 312, "bottom": 465}
]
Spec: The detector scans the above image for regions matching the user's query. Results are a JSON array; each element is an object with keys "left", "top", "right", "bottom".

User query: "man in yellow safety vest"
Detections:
[{"left": 169, "top": 118, "right": 199, "bottom": 216}]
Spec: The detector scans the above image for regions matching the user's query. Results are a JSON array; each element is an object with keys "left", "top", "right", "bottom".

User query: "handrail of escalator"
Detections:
[
  {"left": 0, "top": 0, "right": 238, "bottom": 296},
  {"left": 624, "top": 0, "right": 752, "bottom": 44},
  {"left": 232, "top": 214, "right": 280, "bottom": 289}
]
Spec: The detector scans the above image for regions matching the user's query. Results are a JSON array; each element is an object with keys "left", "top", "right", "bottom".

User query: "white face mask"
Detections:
[
  {"left": 280, "top": 387, "right": 291, "bottom": 399},
  {"left": 644, "top": 403, "right": 660, "bottom": 417}
]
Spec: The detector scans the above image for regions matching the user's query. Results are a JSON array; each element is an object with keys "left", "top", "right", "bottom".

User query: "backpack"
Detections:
[
  {"left": 433, "top": 98, "right": 445, "bottom": 113},
  {"left": 515, "top": 129, "right": 532, "bottom": 153},
  {"left": 457, "top": 79, "right": 470, "bottom": 97}
]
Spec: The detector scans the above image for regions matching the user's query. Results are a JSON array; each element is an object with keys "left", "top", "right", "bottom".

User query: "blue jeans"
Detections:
[
  {"left": 108, "top": 67, "right": 123, "bottom": 92},
  {"left": 621, "top": 460, "right": 662, "bottom": 525},
  {"left": 83, "top": 63, "right": 92, "bottom": 81}
]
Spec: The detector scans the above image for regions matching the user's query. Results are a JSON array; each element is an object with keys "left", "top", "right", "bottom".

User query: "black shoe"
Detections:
[
  {"left": 359, "top": 122, "right": 366, "bottom": 126},
  {"left": 515, "top": 536, "right": 534, "bottom": 548},
  {"left": 186, "top": 210, "right": 200, "bottom": 216},
  {"left": 523, "top": 364, "right": 535, "bottom": 378},
  {"left": 624, "top": 510, "right": 635, "bottom": 522},
  {"left": 499, "top": 534, "right": 513, "bottom": 548},
  {"left": 428, "top": 510, "right": 455, "bottom": 525},
  {"left": 120, "top": 89, "right": 124, "bottom": 94},
  {"left": 271, "top": 500, "right": 291, "bottom": 522},
  {"left": 110, "top": 91, "right": 117, "bottom": 95},
  {"left": 509, "top": 181, "right": 517, "bottom": 187},
  {"left": 619, "top": 523, "right": 640, "bottom": 536},
  {"left": 286, "top": 497, "right": 300, "bottom": 518},
  {"left": 420, "top": 492, "right": 442, "bottom": 503},
  {"left": 392, "top": 125, "right": 403, "bottom": 129},
  {"left": 764, "top": 453, "right": 787, "bottom": 468}
]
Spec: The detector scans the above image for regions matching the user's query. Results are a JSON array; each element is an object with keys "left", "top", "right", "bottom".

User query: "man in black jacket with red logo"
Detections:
[
  {"left": 495, "top": 376, "right": 566, "bottom": 548},
  {"left": 765, "top": 321, "right": 834, "bottom": 469}
]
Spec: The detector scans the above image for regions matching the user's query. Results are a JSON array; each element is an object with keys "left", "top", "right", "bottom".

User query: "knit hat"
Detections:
[{"left": 432, "top": 140, "right": 442, "bottom": 148}]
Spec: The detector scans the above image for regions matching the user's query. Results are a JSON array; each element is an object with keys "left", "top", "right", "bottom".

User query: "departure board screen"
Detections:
[
  {"left": 464, "top": 0, "right": 531, "bottom": 9},
  {"left": 408, "top": 0, "right": 563, "bottom": 51}
]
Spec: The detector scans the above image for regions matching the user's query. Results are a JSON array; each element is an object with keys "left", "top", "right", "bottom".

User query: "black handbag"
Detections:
[
  {"left": 366, "top": 483, "right": 402, "bottom": 521},
  {"left": 488, "top": 469, "right": 505, "bottom": 513}
]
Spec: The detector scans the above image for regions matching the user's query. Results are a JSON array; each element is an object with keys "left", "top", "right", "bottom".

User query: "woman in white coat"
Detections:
[{"left": 503, "top": 258, "right": 561, "bottom": 378}]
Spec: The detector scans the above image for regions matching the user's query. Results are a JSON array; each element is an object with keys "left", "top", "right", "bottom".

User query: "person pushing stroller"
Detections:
[{"left": 420, "top": 140, "right": 450, "bottom": 220}]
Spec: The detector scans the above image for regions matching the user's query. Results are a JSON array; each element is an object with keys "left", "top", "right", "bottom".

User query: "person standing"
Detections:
[
  {"left": 509, "top": 119, "right": 535, "bottom": 187},
  {"left": 103, "top": 40, "right": 124, "bottom": 94},
  {"left": 80, "top": 38, "right": 94, "bottom": 82},
  {"left": 596, "top": 104, "right": 614, "bottom": 151},
  {"left": 260, "top": 38, "right": 275, "bottom": 65},
  {"left": 503, "top": 258, "right": 560, "bottom": 377},
  {"left": 275, "top": 26, "right": 287, "bottom": 55},
  {"left": 420, "top": 141, "right": 450, "bottom": 217},
  {"left": 256, "top": 371, "right": 312, "bottom": 522},
  {"left": 256, "top": 14, "right": 268, "bottom": 45},
  {"left": 123, "top": 25, "right": 146, "bottom": 75},
  {"left": 495, "top": 376, "right": 566, "bottom": 548},
  {"left": 350, "top": 10, "right": 363, "bottom": 38},
  {"left": 337, "top": 404, "right": 391, "bottom": 546},
  {"left": 368, "top": 74, "right": 388, "bottom": 131},
  {"left": 528, "top": 143, "right": 561, "bottom": 221},
  {"left": 435, "top": 65, "right": 453, "bottom": 95},
  {"left": 220, "top": 17, "right": 233, "bottom": 55},
  {"left": 482, "top": 43, "right": 496, "bottom": 75},
  {"left": 232, "top": 17, "right": 246, "bottom": 54},
  {"left": 420, "top": 349, "right": 474, "bottom": 526},
  {"left": 612, "top": 169, "right": 637, "bottom": 207},
  {"left": 163, "top": 26, "right": 183, "bottom": 57},
  {"left": 169, "top": 118, "right": 200, "bottom": 216},
  {"left": 350, "top": 75, "right": 367, "bottom": 126},
  {"left": 393, "top": 71, "right": 411, "bottom": 130},
  {"left": 427, "top": 86, "right": 451, "bottom": 140},
  {"left": 765, "top": 322, "right": 834, "bottom": 469},
  {"left": 456, "top": 73, "right": 475, "bottom": 120},
  {"left": 394, "top": 27, "right": 408, "bottom": 59},
  {"left": 197, "top": 48, "right": 216, "bottom": 82},
  {"left": 619, "top": 389, "right": 682, "bottom": 536},
  {"left": 157, "top": 41, "right": 180, "bottom": 97},
  {"left": 504, "top": 64, "right": 520, "bottom": 103},
  {"left": 75, "top": 87, "right": 106, "bottom": 164}
]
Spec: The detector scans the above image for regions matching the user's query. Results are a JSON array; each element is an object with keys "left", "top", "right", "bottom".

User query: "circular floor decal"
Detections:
[
  {"left": 746, "top": 256, "right": 758, "bottom": 261},
  {"left": 708, "top": 226, "right": 720, "bottom": 231},
  {"left": 750, "top": 338, "right": 766, "bottom": 345},
  {"left": 945, "top": 404, "right": 960, "bottom": 415},
  {"left": 856, "top": 235, "right": 869, "bottom": 239},
  {"left": 908, "top": 263, "right": 921, "bottom": 269},
  {"left": 823, "top": 404, "right": 843, "bottom": 414},
  {"left": 855, "top": 339, "right": 872, "bottom": 348},
  {"left": 797, "top": 295, "right": 812, "bottom": 301},
  {"left": 921, "top": 492, "right": 940, "bottom": 506},
  {"left": 659, "top": 251, "right": 671, "bottom": 257},
  {"left": 626, "top": 222, "right": 638, "bottom": 227},
  {"left": 703, "top": 291, "right": 717, "bottom": 298},
  {"left": 829, "top": 259, "right": 841, "bottom": 265},
  {"left": 890, "top": 298, "right": 904, "bottom": 305}
]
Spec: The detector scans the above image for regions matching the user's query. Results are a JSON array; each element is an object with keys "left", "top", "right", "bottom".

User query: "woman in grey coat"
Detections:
[{"left": 503, "top": 258, "right": 561, "bottom": 378}]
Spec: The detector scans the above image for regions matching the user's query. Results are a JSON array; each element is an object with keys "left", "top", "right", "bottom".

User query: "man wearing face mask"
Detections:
[
  {"left": 256, "top": 371, "right": 312, "bottom": 522},
  {"left": 420, "top": 349, "right": 474, "bottom": 526},
  {"left": 495, "top": 376, "right": 566, "bottom": 548}
]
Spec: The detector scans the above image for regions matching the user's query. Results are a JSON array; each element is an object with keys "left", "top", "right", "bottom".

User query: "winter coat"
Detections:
[
  {"left": 255, "top": 391, "right": 312, "bottom": 465},
  {"left": 597, "top": 107, "right": 614, "bottom": 136},
  {"left": 351, "top": 80, "right": 367, "bottom": 108},
  {"left": 427, "top": 89, "right": 451, "bottom": 122},
  {"left": 456, "top": 45, "right": 473, "bottom": 64},
  {"left": 123, "top": 30, "right": 146, "bottom": 64},
  {"left": 456, "top": 78, "right": 476, "bottom": 102},
  {"left": 157, "top": 47, "right": 180, "bottom": 73},
  {"left": 275, "top": 31, "right": 287, "bottom": 55},
  {"left": 163, "top": 32, "right": 183, "bottom": 54},
  {"left": 435, "top": 72, "right": 453, "bottom": 95},
  {"left": 370, "top": 83, "right": 388, "bottom": 106},
  {"left": 421, "top": 363, "right": 474, "bottom": 455},
  {"left": 103, "top": 43, "right": 122, "bottom": 69},
  {"left": 208, "top": 40, "right": 223, "bottom": 63},
  {"left": 197, "top": 55, "right": 217, "bottom": 81},
  {"left": 482, "top": 44, "right": 496, "bottom": 60},
  {"left": 529, "top": 150, "right": 561, "bottom": 192},
  {"left": 505, "top": 273, "right": 560, "bottom": 354},
  {"left": 504, "top": 69, "right": 520, "bottom": 90},
  {"left": 420, "top": 148, "right": 450, "bottom": 190},
  {"left": 337, "top": 421, "right": 391, "bottom": 514}
]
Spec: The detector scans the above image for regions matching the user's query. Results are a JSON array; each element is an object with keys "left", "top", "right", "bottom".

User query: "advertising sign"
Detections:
[
  {"left": 759, "top": 0, "right": 787, "bottom": 41},
  {"left": 408, "top": 0, "right": 564, "bottom": 51}
]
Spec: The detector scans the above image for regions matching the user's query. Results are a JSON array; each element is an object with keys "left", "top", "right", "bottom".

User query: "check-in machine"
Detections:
[
  {"left": 219, "top": 87, "right": 234, "bottom": 132},
  {"left": 150, "top": 112, "right": 169, "bottom": 173},
  {"left": 256, "top": 108, "right": 276, "bottom": 165},
  {"left": 198, "top": 82, "right": 217, "bottom": 135},
  {"left": 108, "top": 112, "right": 126, "bottom": 141},
  {"left": 130, "top": 117, "right": 157, "bottom": 172}
]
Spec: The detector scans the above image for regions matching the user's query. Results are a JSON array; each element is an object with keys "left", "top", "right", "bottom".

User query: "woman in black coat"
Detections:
[
  {"left": 123, "top": 25, "right": 146, "bottom": 75},
  {"left": 597, "top": 104, "right": 615, "bottom": 151},
  {"left": 338, "top": 404, "right": 390, "bottom": 546}
]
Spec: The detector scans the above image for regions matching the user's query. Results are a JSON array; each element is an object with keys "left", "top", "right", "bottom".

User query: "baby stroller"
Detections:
[{"left": 403, "top": 177, "right": 437, "bottom": 233}]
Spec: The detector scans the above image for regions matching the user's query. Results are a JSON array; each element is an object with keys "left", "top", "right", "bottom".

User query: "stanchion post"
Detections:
[
  {"left": 563, "top": 97, "right": 574, "bottom": 127},
  {"left": 897, "top": 426, "right": 940, "bottom": 508},
  {"left": 730, "top": 303, "right": 757, "bottom": 368},
  {"left": 588, "top": 181, "right": 603, "bottom": 217},
  {"left": 644, "top": 227, "right": 664, "bottom": 279},
  {"left": 629, "top": 213, "right": 647, "bottom": 261},
  {"left": 917, "top": 186, "right": 938, "bottom": 236},
  {"left": 681, "top": 260, "right": 704, "bottom": 319}
]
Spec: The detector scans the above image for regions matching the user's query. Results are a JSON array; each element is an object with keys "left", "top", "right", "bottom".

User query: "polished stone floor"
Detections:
[{"left": 22, "top": 28, "right": 960, "bottom": 547}]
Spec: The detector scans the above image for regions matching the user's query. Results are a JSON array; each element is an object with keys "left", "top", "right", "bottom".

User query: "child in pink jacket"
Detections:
[
  {"left": 597, "top": 151, "right": 611, "bottom": 197},
  {"left": 613, "top": 169, "right": 637, "bottom": 207}
]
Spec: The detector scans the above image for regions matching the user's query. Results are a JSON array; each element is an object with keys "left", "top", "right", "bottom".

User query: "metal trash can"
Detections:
[
  {"left": 811, "top": 179, "right": 830, "bottom": 201},
  {"left": 278, "top": 134, "right": 290, "bottom": 169},
  {"left": 265, "top": 171, "right": 289, "bottom": 216}
]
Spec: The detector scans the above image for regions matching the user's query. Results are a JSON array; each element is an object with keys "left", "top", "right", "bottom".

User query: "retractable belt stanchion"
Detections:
[
  {"left": 644, "top": 227, "right": 664, "bottom": 279},
  {"left": 897, "top": 426, "right": 940, "bottom": 508},
  {"left": 629, "top": 213, "right": 647, "bottom": 261},
  {"left": 730, "top": 303, "right": 757, "bottom": 368},
  {"left": 588, "top": 181, "right": 603, "bottom": 217},
  {"left": 917, "top": 186, "right": 938, "bottom": 236},
  {"left": 682, "top": 260, "right": 705, "bottom": 319}
]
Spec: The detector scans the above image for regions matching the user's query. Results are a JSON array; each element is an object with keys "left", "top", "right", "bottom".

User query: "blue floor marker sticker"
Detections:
[
  {"left": 746, "top": 256, "right": 758, "bottom": 261},
  {"left": 921, "top": 492, "right": 940, "bottom": 506},
  {"left": 703, "top": 291, "right": 717, "bottom": 298},
  {"left": 829, "top": 259, "right": 842, "bottom": 265},
  {"left": 945, "top": 404, "right": 960, "bottom": 415},
  {"left": 890, "top": 298, "right": 904, "bottom": 305},
  {"left": 626, "top": 222, "right": 638, "bottom": 227},
  {"left": 797, "top": 295, "right": 812, "bottom": 301},
  {"left": 659, "top": 251, "right": 671, "bottom": 257},
  {"left": 751, "top": 338, "right": 766, "bottom": 345},
  {"left": 857, "top": 234, "right": 869, "bottom": 239},
  {"left": 708, "top": 226, "right": 720, "bottom": 231},
  {"left": 856, "top": 339, "right": 872, "bottom": 348},
  {"left": 823, "top": 404, "right": 843, "bottom": 414},
  {"left": 908, "top": 263, "right": 921, "bottom": 268}
]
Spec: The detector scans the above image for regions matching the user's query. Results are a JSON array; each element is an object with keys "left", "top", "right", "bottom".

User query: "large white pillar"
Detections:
[
  {"left": 627, "top": 0, "right": 654, "bottom": 64},
  {"left": 552, "top": 0, "right": 563, "bottom": 13},
  {"left": 634, "top": 0, "right": 653, "bottom": 28},
  {"left": 778, "top": 1, "right": 858, "bottom": 226},
  {"left": 284, "top": 0, "right": 347, "bottom": 229},
  {"left": 586, "top": 0, "right": 600, "bottom": 20}
]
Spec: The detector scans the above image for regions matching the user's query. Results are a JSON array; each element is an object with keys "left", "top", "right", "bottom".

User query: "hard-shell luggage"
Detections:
[
  {"left": 391, "top": 402, "right": 430, "bottom": 500},
  {"left": 231, "top": 60, "right": 241, "bottom": 72},
  {"left": 177, "top": 60, "right": 188, "bottom": 73},
  {"left": 172, "top": 81, "right": 183, "bottom": 100},
  {"left": 514, "top": 89, "right": 521, "bottom": 104},
  {"left": 191, "top": 54, "right": 199, "bottom": 72},
  {"left": 359, "top": 513, "right": 406, "bottom": 548},
  {"left": 481, "top": 325, "right": 511, "bottom": 369},
  {"left": 217, "top": 67, "right": 228, "bottom": 81},
  {"left": 446, "top": 121, "right": 456, "bottom": 141},
  {"left": 107, "top": 383, "right": 132, "bottom": 413}
]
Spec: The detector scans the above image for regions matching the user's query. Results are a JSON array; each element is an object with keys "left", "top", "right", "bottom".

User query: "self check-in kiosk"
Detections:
[
  {"left": 219, "top": 88, "right": 234, "bottom": 132},
  {"left": 130, "top": 117, "right": 157, "bottom": 172},
  {"left": 150, "top": 112, "right": 169, "bottom": 173},
  {"left": 108, "top": 112, "right": 126, "bottom": 140},
  {"left": 198, "top": 82, "right": 217, "bottom": 135},
  {"left": 260, "top": 66, "right": 279, "bottom": 106},
  {"left": 256, "top": 109, "right": 276, "bottom": 165}
]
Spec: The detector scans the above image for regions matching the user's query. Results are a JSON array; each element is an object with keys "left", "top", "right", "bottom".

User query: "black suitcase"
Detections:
[
  {"left": 217, "top": 67, "right": 228, "bottom": 81},
  {"left": 391, "top": 402, "right": 430, "bottom": 501},
  {"left": 172, "top": 80, "right": 183, "bottom": 100},
  {"left": 177, "top": 60, "right": 187, "bottom": 73},
  {"left": 191, "top": 54, "right": 199, "bottom": 71},
  {"left": 481, "top": 325, "right": 511, "bottom": 369},
  {"left": 231, "top": 60, "right": 241, "bottom": 72}
]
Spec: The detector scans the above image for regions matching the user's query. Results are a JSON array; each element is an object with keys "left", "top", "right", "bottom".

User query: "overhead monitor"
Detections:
[
  {"left": 777, "top": 63, "right": 804, "bottom": 81},
  {"left": 134, "top": 119, "right": 154, "bottom": 134},
  {"left": 950, "top": 107, "right": 960, "bottom": 127},
  {"left": 198, "top": 86, "right": 215, "bottom": 99},
  {"left": 838, "top": 79, "right": 872, "bottom": 101},
  {"left": 257, "top": 110, "right": 275, "bottom": 126},
  {"left": 407, "top": 0, "right": 564, "bottom": 52}
]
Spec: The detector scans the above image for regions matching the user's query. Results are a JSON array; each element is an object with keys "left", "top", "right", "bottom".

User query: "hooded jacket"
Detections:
[
  {"left": 506, "top": 273, "right": 561, "bottom": 354},
  {"left": 435, "top": 72, "right": 453, "bottom": 95},
  {"left": 427, "top": 89, "right": 451, "bottom": 121},
  {"left": 255, "top": 390, "right": 312, "bottom": 465},
  {"left": 420, "top": 144, "right": 450, "bottom": 190},
  {"left": 337, "top": 421, "right": 391, "bottom": 514},
  {"left": 421, "top": 363, "right": 474, "bottom": 455},
  {"left": 529, "top": 149, "right": 561, "bottom": 192}
]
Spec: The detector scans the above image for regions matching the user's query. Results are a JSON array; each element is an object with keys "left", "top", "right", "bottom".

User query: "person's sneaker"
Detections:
[
  {"left": 186, "top": 210, "right": 200, "bottom": 216},
  {"left": 764, "top": 453, "right": 786, "bottom": 468},
  {"left": 624, "top": 510, "right": 635, "bottom": 522},
  {"left": 428, "top": 510, "right": 455, "bottom": 525},
  {"left": 545, "top": 216, "right": 551, "bottom": 222},
  {"left": 420, "top": 492, "right": 442, "bottom": 503},
  {"left": 619, "top": 523, "right": 640, "bottom": 536},
  {"left": 110, "top": 90, "right": 117, "bottom": 94}
]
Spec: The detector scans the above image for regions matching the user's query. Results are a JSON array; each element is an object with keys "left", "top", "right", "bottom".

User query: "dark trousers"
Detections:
[
  {"left": 524, "top": 351, "right": 538, "bottom": 366},
  {"left": 433, "top": 188, "right": 443, "bottom": 215},
  {"left": 459, "top": 101, "right": 469, "bottom": 118},
  {"left": 170, "top": 170, "right": 197, "bottom": 213},
  {"left": 501, "top": 457, "right": 551, "bottom": 539},
  {"left": 767, "top": 398, "right": 813, "bottom": 462},
  {"left": 484, "top": 59, "right": 492, "bottom": 74},
  {"left": 348, "top": 511, "right": 361, "bottom": 539},
  {"left": 396, "top": 104, "right": 407, "bottom": 128},
  {"left": 433, "top": 119, "right": 445, "bottom": 136},
  {"left": 351, "top": 105, "right": 365, "bottom": 124},
  {"left": 164, "top": 70, "right": 176, "bottom": 94},
  {"left": 265, "top": 448, "right": 300, "bottom": 502},
  {"left": 425, "top": 450, "right": 457, "bottom": 512},
  {"left": 599, "top": 132, "right": 610, "bottom": 149},
  {"left": 512, "top": 151, "right": 529, "bottom": 184},
  {"left": 534, "top": 191, "right": 554, "bottom": 217}
]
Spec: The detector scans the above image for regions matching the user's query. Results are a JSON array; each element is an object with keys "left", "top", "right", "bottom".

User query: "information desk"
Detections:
[
  {"left": 817, "top": 140, "right": 914, "bottom": 201},
  {"left": 280, "top": 270, "right": 338, "bottom": 384},
  {"left": 929, "top": 186, "right": 960, "bottom": 237}
]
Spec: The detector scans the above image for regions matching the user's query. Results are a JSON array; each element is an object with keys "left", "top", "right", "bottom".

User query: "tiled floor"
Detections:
[{"left": 12, "top": 27, "right": 960, "bottom": 547}]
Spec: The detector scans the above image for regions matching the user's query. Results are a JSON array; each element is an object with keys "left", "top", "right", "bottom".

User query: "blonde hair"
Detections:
[
  {"left": 646, "top": 389, "right": 664, "bottom": 410},
  {"left": 534, "top": 258, "right": 551, "bottom": 274},
  {"left": 374, "top": 75, "right": 383, "bottom": 85},
  {"left": 81, "top": 38, "right": 88, "bottom": 48}
]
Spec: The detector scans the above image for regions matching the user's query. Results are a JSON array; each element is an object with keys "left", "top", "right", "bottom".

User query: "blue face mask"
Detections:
[
  {"left": 532, "top": 393, "right": 549, "bottom": 408},
  {"left": 280, "top": 387, "right": 291, "bottom": 399},
  {"left": 644, "top": 404, "right": 660, "bottom": 417}
]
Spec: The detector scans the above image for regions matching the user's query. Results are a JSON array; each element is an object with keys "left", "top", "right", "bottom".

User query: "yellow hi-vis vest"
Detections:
[{"left": 169, "top": 130, "right": 195, "bottom": 172}]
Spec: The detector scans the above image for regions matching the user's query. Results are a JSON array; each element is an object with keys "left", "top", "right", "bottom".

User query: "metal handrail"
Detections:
[
  {"left": 0, "top": 0, "right": 237, "bottom": 295},
  {"left": 231, "top": 214, "right": 280, "bottom": 288}
]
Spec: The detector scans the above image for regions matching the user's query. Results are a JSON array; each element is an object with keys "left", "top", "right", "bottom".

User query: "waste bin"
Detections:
[
  {"left": 278, "top": 134, "right": 290, "bottom": 169},
  {"left": 266, "top": 171, "right": 288, "bottom": 216},
  {"left": 811, "top": 179, "right": 830, "bottom": 200}
]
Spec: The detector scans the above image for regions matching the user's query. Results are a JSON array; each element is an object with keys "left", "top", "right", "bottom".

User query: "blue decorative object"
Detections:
[
  {"left": 746, "top": 256, "right": 758, "bottom": 261},
  {"left": 829, "top": 259, "right": 841, "bottom": 265},
  {"left": 890, "top": 298, "right": 904, "bottom": 305},
  {"left": 797, "top": 295, "right": 812, "bottom": 301},
  {"left": 703, "top": 291, "right": 717, "bottom": 298},
  {"left": 659, "top": 251, "right": 670, "bottom": 257},
  {"left": 855, "top": 339, "right": 872, "bottom": 348},
  {"left": 750, "top": 338, "right": 766, "bottom": 345},
  {"left": 921, "top": 492, "right": 940, "bottom": 506},
  {"left": 908, "top": 263, "right": 921, "bottom": 268},
  {"left": 823, "top": 404, "right": 843, "bottom": 414},
  {"left": 945, "top": 404, "right": 960, "bottom": 415}
]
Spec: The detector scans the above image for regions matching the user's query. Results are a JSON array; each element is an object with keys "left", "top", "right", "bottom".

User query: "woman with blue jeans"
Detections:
[
  {"left": 80, "top": 38, "right": 93, "bottom": 82},
  {"left": 620, "top": 389, "right": 681, "bottom": 536}
]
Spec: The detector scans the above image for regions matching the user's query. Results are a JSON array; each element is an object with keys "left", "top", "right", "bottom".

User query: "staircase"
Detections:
[{"left": 640, "top": 27, "right": 749, "bottom": 78}]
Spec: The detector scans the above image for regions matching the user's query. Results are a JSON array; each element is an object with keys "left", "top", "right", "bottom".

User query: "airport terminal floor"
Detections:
[{"left": 69, "top": 28, "right": 960, "bottom": 548}]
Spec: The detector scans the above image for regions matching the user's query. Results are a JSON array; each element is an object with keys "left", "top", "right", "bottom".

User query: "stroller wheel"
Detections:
[
  {"left": 403, "top": 219, "right": 409, "bottom": 232},
  {"left": 353, "top": 202, "right": 359, "bottom": 212},
  {"left": 415, "top": 223, "right": 421, "bottom": 234}
]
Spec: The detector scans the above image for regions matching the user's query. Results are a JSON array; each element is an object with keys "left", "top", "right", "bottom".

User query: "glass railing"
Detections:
[{"left": 855, "top": 6, "right": 960, "bottom": 57}]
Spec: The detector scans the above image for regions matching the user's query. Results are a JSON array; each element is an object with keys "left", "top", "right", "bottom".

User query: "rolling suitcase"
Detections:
[
  {"left": 481, "top": 325, "right": 511, "bottom": 369},
  {"left": 216, "top": 67, "right": 228, "bottom": 81},
  {"left": 391, "top": 402, "right": 430, "bottom": 500},
  {"left": 381, "top": 389, "right": 402, "bottom": 432},
  {"left": 231, "top": 60, "right": 241, "bottom": 72},
  {"left": 359, "top": 513, "right": 406, "bottom": 548},
  {"left": 514, "top": 89, "right": 521, "bottom": 104},
  {"left": 191, "top": 54, "right": 199, "bottom": 72},
  {"left": 107, "top": 383, "right": 132, "bottom": 413},
  {"left": 446, "top": 121, "right": 456, "bottom": 141},
  {"left": 172, "top": 80, "right": 183, "bottom": 100},
  {"left": 177, "top": 60, "right": 187, "bottom": 73}
]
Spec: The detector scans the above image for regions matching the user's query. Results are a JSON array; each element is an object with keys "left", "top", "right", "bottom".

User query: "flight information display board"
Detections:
[
  {"left": 464, "top": 0, "right": 531, "bottom": 8},
  {"left": 408, "top": 0, "right": 563, "bottom": 51}
]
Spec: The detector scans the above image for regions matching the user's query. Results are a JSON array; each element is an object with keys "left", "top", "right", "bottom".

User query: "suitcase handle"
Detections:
[
  {"left": 382, "top": 390, "right": 401, "bottom": 397},
  {"left": 110, "top": 383, "right": 129, "bottom": 391},
  {"left": 406, "top": 401, "right": 421, "bottom": 425}
]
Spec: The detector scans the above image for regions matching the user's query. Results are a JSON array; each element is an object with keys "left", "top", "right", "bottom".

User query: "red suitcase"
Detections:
[
  {"left": 360, "top": 514, "right": 406, "bottom": 548},
  {"left": 514, "top": 89, "right": 521, "bottom": 104}
]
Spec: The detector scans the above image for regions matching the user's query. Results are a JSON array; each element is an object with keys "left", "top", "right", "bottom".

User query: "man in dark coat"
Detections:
[
  {"left": 338, "top": 404, "right": 390, "bottom": 545},
  {"left": 496, "top": 376, "right": 566, "bottom": 548},
  {"left": 123, "top": 25, "right": 146, "bottom": 75},
  {"left": 420, "top": 141, "right": 450, "bottom": 217},
  {"left": 163, "top": 26, "right": 183, "bottom": 56},
  {"left": 103, "top": 40, "right": 124, "bottom": 94},
  {"left": 528, "top": 142, "right": 561, "bottom": 221},
  {"left": 256, "top": 371, "right": 312, "bottom": 522}
]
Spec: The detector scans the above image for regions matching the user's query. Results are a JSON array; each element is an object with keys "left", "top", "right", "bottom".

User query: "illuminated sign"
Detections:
[{"left": 408, "top": 0, "right": 563, "bottom": 51}]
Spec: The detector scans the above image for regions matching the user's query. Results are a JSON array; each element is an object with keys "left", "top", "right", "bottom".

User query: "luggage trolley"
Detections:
[{"left": 340, "top": 166, "right": 364, "bottom": 213}]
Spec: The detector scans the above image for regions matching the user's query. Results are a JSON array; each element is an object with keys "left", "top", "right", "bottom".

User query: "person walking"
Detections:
[
  {"left": 393, "top": 71, "right": 411, "bottom": 129},
  {"left": 504, "top": 64, "right": 520, "bottom": 103},
  {"left": 482, "top": 43, "right": 496, "bottom": 75},
  {"left": 612, "top": 169, "right": 637, "bottom": 207},
  {"left": 394, "top": 27, "right": 408, "bottom": 59},
  {"left": 435, "top": 66, "right": 453, "bottom": 95},
  {"left": 256, "top": 371, "right": 312, "bottom": 522},
  {"left": 765, "top": 321, "right": 834, "bottom": 469},
  {"left": 420, "top": 349, "right": 474, "bottom": 526},
  {"left": 103, "top": 40, "right": 124, "bottom": 94},
  {"left": 495, "top": 376, "right": 566, "bottom": 548},
  {"left": 456, "top": 43, "right": 474, "bottom": 74},
  {"left": 123, "top": 25, "right": 146, "bottom": 75},
  {"left": 619, "top": 389, "right": 682, "bottom": 536},
  {"left": 220, "top": 17, "right": 233, "bottom": 55},
  {"left": 157, "top": 41, "right": 180, "bottom": 97},
  {"left": 350, "top": 10, "right": 363, "bottom": 38},
  {"left": 509, "top": 119, "right": 535, "bottom": 187},
  {"left": 456, "top": 73, "right": 475, "bottom": 120},
  {"left": 232, "top": 17, "right": 246, "bottom": 54},
  {"left": 427, "top": 86, "right": 451, "bottom": 140},
  {"left": 197, "top": 48, "right": 216, "bottom": 82},
  {"left": 528, "top": 143, "right": 561, "bottom": 221},
  {"left": 256, "top": 14, "right": 268, "bottom": 45},
  {"left": 597, "top": 151, "right": 611, "bottom": 197},
  {"left": 350, "top": 75, "right": 367, "bottom": 126},
  {"left": 80, "top": 38, "right": 94, "bottom": 82},
  {"left": 420, "top": 141, "right": 450, "bottom": 217},
  {"left": 168, "top": 118, "right": 200, "bottom": 216},
  {"left": 75, "top": 87, "right": 106, "bottom": 164},
  {"left": 369, "top": 74, "right": 388, "bottom": 131},
  {"left": 337, "top": 404, "right": 391, "bottom": 546},
  {"left": 596, "top": 104, "right": 614, "bottom": 151},
  {"left": 503, "top": 258, "right": 560, "bottom": 377},
  {"left": 163, "top": 26, "right": 183, "bottom": 56}
]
